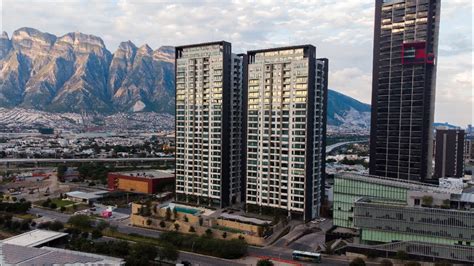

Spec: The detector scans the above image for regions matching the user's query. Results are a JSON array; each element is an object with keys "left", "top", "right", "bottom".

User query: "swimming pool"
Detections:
[{"left": 164, "top": 203, "right": 201, "bottom": 215}]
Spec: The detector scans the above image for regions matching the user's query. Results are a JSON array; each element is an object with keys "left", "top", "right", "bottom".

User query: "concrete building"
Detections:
[
  {"left": 333, "top": 172, "right": 474, "bottom": 263},
  {"left": 175, "top": 42, "right": 246, "bottom": 207},
  {"left": 107, "top": 170, "right": 175, "bottom": 194},
  {"left": 370, "top": 0, "right": 441, "bottom": 182},
  {"left": 1, "top": 243, "right": 125, "bottom": 265},
  {"left": 244, "top": 45, "right": 327, "bottom": 221},
  {"left": 1, "top": 229, "right": 68, "bottom": 248},
  {"left": 434, "top": 129, "right": 465, "bottom": 178}
]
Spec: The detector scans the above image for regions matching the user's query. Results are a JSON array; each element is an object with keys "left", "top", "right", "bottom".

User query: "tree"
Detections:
[
  {"left": 205, "top": 228, "right": 213, "bottom": 238},
  {"left": 199, "top": 217, "right": 204, "bottom": 226},
  {"left": 157, "top": 243, "right": 179, "bottom": 263},
  {"left": 189, "top": 226, "right": 195, "bottom": 232},
  {"left": 173, "top": 208, "right": 178, "bottom": 219},
  {"left": 81, "top": 231, "right": 89, "bottom": 239},
  {"left": 380, "top": 259, "right": 393, "bottom": 266},
  {"left": 96, "top": 220, "right": 110, "bottom": 231},
  {"left": 222, "top": 232, "right": 227, "bottom": 239},
  {"left": 165, "top": 207, "right": 172, "bottom": 221},
  {"left": 68, "top": 215, "right": 92, "bottom": 229},
  {"left": 405, "top": 262, "right": 421, "bottom": 266},
  {"left": 395, "top": 250, "right": 408, "bottom": 261},
  {"left": 257, "top": 259, "right": 274, "bottom": 266},
  {"left": 174, "top": 223, "right": 180, "bottom": 231},
  {"left": 11, "top": 196, "right": 17, "bottom": 202},
  {"left": 57, "top": 165, "right": 67, "bottom": 181},
  {"left": 49, "top": 221, "right": 64, "bottom": 231},
  {"left": 349, "top": 257, "right": 366, "bottom": 266},
  {"left": 91, "top": 229, "right": 103, "bottom": 239},
  {"left": 146, "top": 219, "right": 152, "bottom": 226},
  {"left": 128, "top": 242, "right": 157, "bottom": 265},
  {"left": 160, "top": 220, "right": 166, "bottom": 228},
  {"left": 183, "top": 215, "right": 189, "bottom": 222},
  {"left": 421, "top": 195, "right": 433, "bottom": 207}
]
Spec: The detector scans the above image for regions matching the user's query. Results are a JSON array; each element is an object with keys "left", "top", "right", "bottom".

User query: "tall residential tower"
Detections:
[
  {"left": 245, "top": 45, "right": 328, "bottom": 221},
  {"left": 175, "top": 41, "right": 246, "bottom": 207},
  {"left": 370, "top": 0, "right": 441, "bottom": 182}
]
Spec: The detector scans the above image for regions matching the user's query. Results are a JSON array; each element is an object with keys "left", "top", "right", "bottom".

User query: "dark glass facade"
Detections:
[
  {"left": 434, "top": 129, "right": 465, "bottom": 178},
  {"left": 370, "top": 0, "right": 441, "bottom": 182}
]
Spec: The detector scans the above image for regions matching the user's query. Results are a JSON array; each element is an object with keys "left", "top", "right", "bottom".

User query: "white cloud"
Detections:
[{"left": 0, "top": 0, "right": 472, "bottom": 126}]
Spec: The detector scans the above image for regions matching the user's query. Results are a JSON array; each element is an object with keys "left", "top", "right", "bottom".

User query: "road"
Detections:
[
  {"left": 326, "top": 140, "right": 367, "bottom": 153},
  {"left": 29, "top": 207, "right": 372, "bottom": 265},
  {"left": 0, "top": 157, "right": 173, "bottom": 164}
]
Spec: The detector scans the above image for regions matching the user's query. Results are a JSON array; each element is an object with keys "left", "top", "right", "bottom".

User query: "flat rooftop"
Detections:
[
  {"left": 66, "top": 190, "right": 108, "bottom": 200},
  {"left": 1, "top": 229, "right": 68, "bottom": 247},
  {"left": 110, "top": 170, "right": 175, "bottom": 179},
  {"left": 2, "top": 244, "right": 124, "bottom": 265}
]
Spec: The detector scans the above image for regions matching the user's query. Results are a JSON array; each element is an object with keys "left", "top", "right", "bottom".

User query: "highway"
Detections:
[
  {"left": 0, "top": 157, "right": 174, "bottom": 164},
  {"left": 326, "top": 140, "right": 367, "bottom": 153}
]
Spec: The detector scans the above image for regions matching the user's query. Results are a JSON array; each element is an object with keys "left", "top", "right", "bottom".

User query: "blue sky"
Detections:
[{"left": 1, "top": 0, "right": 472, "bottom": 126}]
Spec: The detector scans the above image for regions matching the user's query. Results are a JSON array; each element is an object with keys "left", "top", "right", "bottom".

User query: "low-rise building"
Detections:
[
  {"left": 1, "top": 229, "right": 68, "bottom": 248},
  {"left": 107, "top": 170, "right": 175, "bottom": 194},
  {"left": 1, "top": 243, "right": 125, "bottom": 265},
  {"left": 66, "top": 190, "right": 108, "bottom": 204},
  {"left": 333, "top": 172, "right": 474, "bottom": 263}
]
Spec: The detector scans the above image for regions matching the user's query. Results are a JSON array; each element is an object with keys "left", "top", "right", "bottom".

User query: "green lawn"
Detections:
[{"left": 51, "top": 198, "right": 75, "bottom": 207}]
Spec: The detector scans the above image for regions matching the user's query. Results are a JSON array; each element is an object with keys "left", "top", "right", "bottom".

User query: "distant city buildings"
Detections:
[
  {"left": 370, "top": 0, "right": 441, "bottom": 182},
  {"left": 244, "top": 45, "right": 327, "bottom": 221},
  {"left": 434, "top": 129, "right": 465, "bottom": 178},
  {"left": 174, "top": 42, "right": 245, "bottom": 207}
]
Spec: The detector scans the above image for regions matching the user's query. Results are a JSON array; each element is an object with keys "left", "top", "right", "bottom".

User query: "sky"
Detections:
[{"left": 1, "top": 0, "right": 472, "bottom": 126}]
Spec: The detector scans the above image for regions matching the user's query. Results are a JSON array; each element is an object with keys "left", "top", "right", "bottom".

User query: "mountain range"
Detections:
[{"left": 0, "top": 27, "right": 371, "bottom": 128}]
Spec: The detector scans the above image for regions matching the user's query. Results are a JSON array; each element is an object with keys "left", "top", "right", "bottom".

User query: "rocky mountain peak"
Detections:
[
  {"left": 154, "top": 46, "right": 174, "bottom": 63},
  {"left": 118, "top": 40, "right": 137, "bottom": 51},
  {"left": 137, "top": 44, "right": 153, "bottom": 56},
  {"left": 11, "top": 27, "right": 56, "bottom": 55}
]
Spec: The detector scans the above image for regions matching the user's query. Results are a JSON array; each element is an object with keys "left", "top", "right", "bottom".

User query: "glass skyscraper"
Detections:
[{"left": 369, "top": 0, "right": 441, "bottom": 182}]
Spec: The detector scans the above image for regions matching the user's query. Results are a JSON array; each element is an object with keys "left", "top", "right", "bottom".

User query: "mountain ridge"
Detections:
[
  {"left": 0, "top": 27, "right": 175, "bottom": 114},
  {"left": 1, "top": 27, "right": 371, "bottom": 128}
]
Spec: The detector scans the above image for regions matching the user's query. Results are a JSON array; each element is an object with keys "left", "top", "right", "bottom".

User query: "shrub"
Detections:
[
  {"left": 349, "top": 257, "right": 366, "bottom": 266},
  {"left": 199, "top": 217, "right": 203, "bottom": 226},
  {"left": 395, "top": 250, "right": 408, "bottom": 261},
  {"left": 183, "top": 215, "right": 189, "bottom": 222},
  {"left": 189, "top": 226, "right": 195, "bottom": 232},
  {"left": 49, "top": 203, "right": 57, "bottom": 209},
  {"left": 49, "top": 221, "right": 64, "bottom": 231},
  {"left": 160, "top": 221, "right": 166, "bottom": 228},
  {"left": 174, "top": 223, "right": 180, "bottom": 231},
  {"left": 205, "top": 228, "right": 213, "bottom": 237},
  {"left": 222, "top": 232, "right": 227, "bottom": 239},
  {"left": 60, "top": 206, "right": 66, "bottom": 212},
  {"left": 380, "top": 259, "right": 393, "bottom": 266},
  {"left": 257, "top": 259, "right": 274, "bottom": 266},
  {"left": 91, "top": 229, "right": 103, "bottom": 239},
  {"left": 405, "top": 262, "right": 421, "bottom": 266},
  {"left": 68, "top": 214, "right": 92, "bottom": 229},
  {"left": 165, "top": 207, "right": 172, "bottom": 221},
  {"left": 146, "top": 219, "right": 152, "bottom": 226}
]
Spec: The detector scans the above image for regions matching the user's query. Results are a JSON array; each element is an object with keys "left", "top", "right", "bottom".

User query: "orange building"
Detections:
[{"left": 107, "top": 170, "right": 175, "bottom": 194}]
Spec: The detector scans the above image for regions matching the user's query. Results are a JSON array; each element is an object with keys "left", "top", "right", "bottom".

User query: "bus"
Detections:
[{"left": 292, "top": 250, "right": 321, "bottom": 263}]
